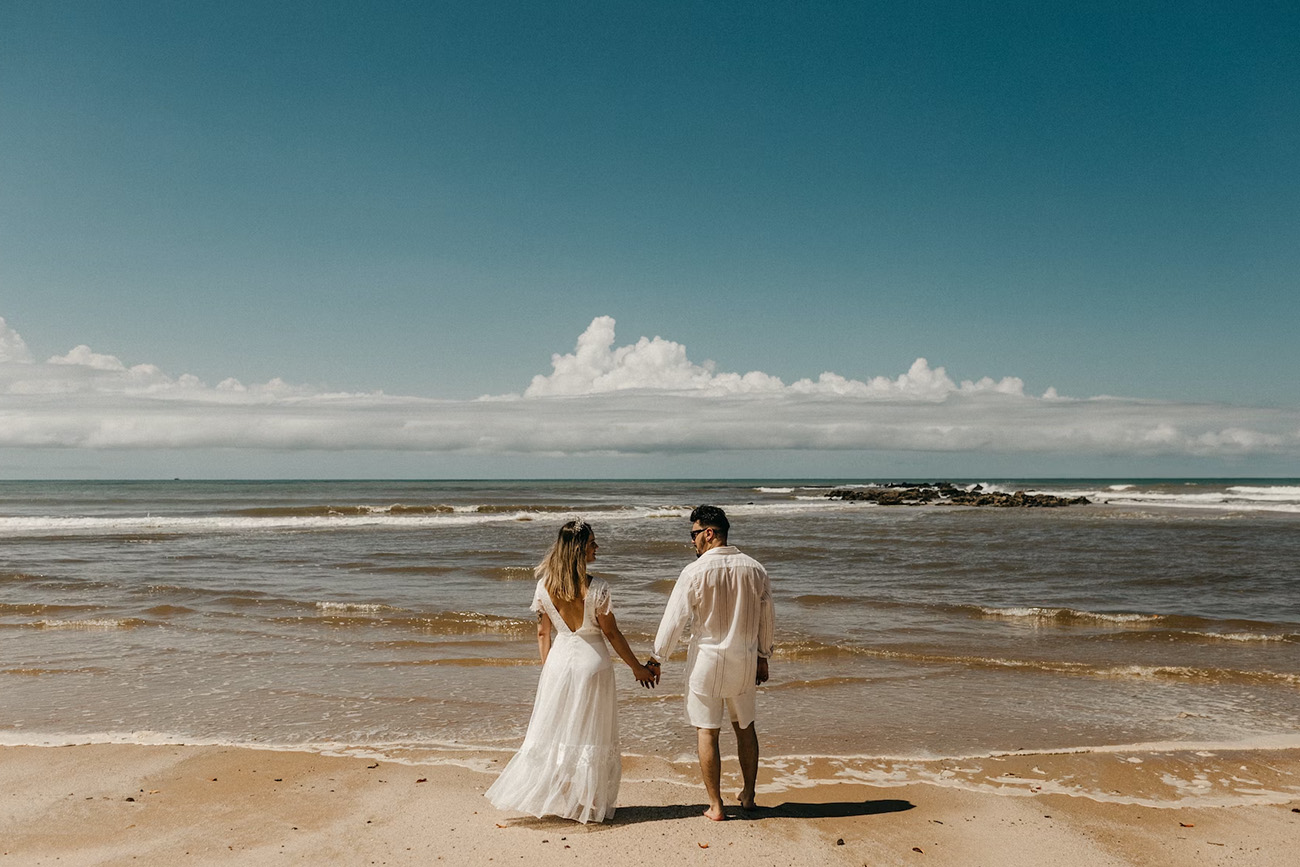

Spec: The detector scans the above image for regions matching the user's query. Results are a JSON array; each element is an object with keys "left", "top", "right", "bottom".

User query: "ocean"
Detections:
[{"left": 2, "top": 479, "right": 1297, "bottom": 806}]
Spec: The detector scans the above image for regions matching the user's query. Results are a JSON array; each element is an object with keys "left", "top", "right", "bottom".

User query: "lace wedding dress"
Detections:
[{"left": 485, "top": 577, "right": 621, "bottom": 823}]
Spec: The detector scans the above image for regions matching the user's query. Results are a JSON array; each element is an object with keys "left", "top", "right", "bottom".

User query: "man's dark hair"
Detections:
[{"left": 690, "top": 504, "right": 730, "bottom": 539}]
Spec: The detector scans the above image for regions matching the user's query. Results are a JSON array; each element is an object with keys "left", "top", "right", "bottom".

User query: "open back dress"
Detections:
[{"left": 484, "top": 576, "right": 621, "bottom": 823}]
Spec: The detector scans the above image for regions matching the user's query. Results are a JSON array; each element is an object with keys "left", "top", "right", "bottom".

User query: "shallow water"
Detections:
[{"left": 2, "top": 478, "right": 1297, "bottom": 800}]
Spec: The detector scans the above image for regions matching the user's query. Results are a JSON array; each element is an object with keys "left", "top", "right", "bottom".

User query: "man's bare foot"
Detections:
[
  {"left": 703, "top": 805, "right": 727, "bottom": 821},
  {"left": 737, "top": 790, "right": 757, "bottom": 810}
]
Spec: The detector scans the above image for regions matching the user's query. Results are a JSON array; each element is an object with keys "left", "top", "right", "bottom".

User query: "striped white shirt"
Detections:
[{"left": 653, "top": 546, "right": 775, "bottom": 698}]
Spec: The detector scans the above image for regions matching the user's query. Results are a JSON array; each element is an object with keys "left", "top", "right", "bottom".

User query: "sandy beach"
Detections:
[{"left": 2, "top": 744, "right": 1296, "bottom": 866}]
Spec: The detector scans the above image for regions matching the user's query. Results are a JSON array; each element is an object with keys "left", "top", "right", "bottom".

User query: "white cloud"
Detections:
[
  {"left": 0, "top": 313, "right": 1297, "bottom": 461},
  {"left": 48, "top": 345, "right": 129, "bottom": 371},
  {"left": 523, "top": 317, "right": 1025, "bottom": 399},
  {"left": 525, "top": 316, "right": 722, "bottom": 396},
  {"left": 0, "top": 317, "right": 32, "bottom": 363}
]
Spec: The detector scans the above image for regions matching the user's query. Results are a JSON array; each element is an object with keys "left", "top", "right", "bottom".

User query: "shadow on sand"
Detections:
[
  {"left": 615, "top": 798, "right": 915, "bottom": 825},
  {"left": 500, "top": 798, "right": 914, "bottom": 831}
]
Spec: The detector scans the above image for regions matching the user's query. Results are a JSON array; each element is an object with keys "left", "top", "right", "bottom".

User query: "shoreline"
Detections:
[
  {"left": 3, "top": 744, "right": 1297, "bottom": 865},
  {"left": 3, "top": 735, "right": 1299, "bottom": 808}
]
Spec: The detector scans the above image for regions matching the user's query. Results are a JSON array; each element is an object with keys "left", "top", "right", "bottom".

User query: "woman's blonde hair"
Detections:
[{"left": 537, "top": 519, "right": 593, "bottom": 603}]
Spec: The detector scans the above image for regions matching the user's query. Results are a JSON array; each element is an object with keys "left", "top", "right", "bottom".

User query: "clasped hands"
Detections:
[{"left": 634, "top": 658, "right": 661, "bottom": 688}]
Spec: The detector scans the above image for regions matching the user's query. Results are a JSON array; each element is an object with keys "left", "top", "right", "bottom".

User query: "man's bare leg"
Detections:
[
  {"left": 733, "top": 721, "right": 759, "bottom": 809},
  {"left": 696, "top": 726, "right": 726, "bottom": 820}
]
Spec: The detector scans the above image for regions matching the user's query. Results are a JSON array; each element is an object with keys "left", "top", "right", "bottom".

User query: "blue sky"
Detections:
[{"left": 1, "top": 2, "right": 1297, "bottom": 478}]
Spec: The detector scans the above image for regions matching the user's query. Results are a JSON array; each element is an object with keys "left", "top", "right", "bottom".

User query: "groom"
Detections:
[{"left": 649, "top": 505, "right": 775, "bottom": 820}]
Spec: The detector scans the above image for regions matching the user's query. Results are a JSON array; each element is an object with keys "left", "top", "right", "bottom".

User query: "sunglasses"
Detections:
[{"left": 690, "top": 528, "right": 708, "bottom": 540}]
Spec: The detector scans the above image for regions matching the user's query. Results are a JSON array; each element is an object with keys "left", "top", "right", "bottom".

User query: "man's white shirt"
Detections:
[{"left": 653, "top": 546, "right": 775, "bottom": 698}]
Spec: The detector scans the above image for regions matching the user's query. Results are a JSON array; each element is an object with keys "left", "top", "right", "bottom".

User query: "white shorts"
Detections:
[{"left": 687, "top": 689, "right": 756, "bottom": 730}]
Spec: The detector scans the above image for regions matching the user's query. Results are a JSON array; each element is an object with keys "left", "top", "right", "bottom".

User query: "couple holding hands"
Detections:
[{"left": 486, "top": 505, "right": 775, "bottom": 823}]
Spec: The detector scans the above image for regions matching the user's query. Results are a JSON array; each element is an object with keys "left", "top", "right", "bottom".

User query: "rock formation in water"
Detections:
[{"left": 826, "top": 483, "right": 1089, "bottom": 507}]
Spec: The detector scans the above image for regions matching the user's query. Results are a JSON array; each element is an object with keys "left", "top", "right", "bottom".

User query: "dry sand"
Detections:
[{"left": 2, "top": 744, "right": 1297, "bottom": 866}]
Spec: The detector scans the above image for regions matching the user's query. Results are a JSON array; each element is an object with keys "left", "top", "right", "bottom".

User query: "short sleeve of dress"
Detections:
[
  {"left": 589, "top": 578, "right": 612, "bottom": 616},
  {"left": 529, "top": 579, "right": 546, "bottom": 615}
]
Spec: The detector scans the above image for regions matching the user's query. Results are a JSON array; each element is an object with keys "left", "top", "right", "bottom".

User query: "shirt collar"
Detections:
[{"left": 700, "top": 545, "right": 739, "bottom": 558}]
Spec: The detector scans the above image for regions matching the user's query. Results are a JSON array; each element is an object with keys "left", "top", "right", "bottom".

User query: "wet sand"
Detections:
[{"left": 2, "top": 744, "right": 1297, "bottom": 865}]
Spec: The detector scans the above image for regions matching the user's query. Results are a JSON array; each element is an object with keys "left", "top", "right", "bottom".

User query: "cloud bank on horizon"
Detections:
[
  {"left": 524, "top": 316, "right": 1034, "bottom": 400},
  {"left": 0, "top": 314, "right": 1294, "bottom": 459}
]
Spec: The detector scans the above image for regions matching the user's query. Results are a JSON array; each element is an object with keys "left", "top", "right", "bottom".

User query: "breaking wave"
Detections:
[{"left": 970, "top": 606, "right": 1163, "bottom": 625}]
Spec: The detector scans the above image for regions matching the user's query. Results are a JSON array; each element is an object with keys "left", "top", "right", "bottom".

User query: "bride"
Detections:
[{"left": 485, "top": 519, "right": 658, "bottom": 823}]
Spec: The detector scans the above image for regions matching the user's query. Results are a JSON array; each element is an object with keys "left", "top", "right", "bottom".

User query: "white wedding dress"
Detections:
[{"left": 485, "top": 577, "right": 621, "bottom": 823}]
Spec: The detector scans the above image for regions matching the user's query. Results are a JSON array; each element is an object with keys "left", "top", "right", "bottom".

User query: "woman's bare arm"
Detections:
[
  {"left": 536, "top": 611, "right": 553, "bottom": 663},
  {"left": 597, "top": 609, "right": 656, "bottom": 686}
]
